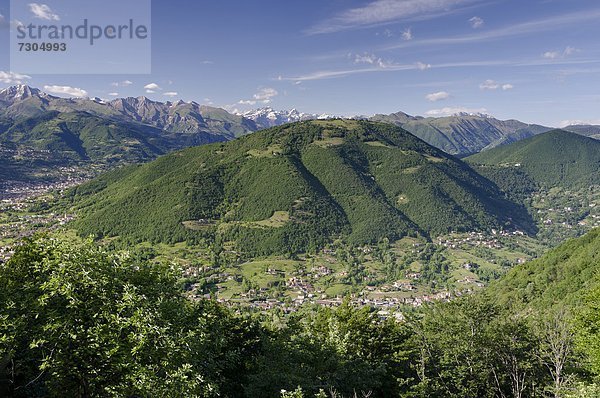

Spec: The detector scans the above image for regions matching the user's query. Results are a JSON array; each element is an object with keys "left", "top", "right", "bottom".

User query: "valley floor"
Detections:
[{"left": 2, "top": 171, "right": 598, "bottom": 317}]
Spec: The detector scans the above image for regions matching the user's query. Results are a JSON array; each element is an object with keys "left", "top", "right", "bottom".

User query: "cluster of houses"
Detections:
[{"left": 436, "top": 230, "right": 525, "bottom": 251}]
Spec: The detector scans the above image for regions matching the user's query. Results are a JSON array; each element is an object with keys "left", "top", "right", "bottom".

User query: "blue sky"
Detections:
[{"left": 1, "top": 0, "right": 600, "bottom": 127}]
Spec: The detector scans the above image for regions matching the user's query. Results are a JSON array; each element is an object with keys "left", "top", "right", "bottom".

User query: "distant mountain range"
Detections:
[
  {"left": 1, "top": 84, "right": 599, "bottom": 170},
  {"left": 68, "top": 120, "right": 534, "bottom": 255},
  {"left": 0, "top": 85, "right": 259, "bottom": 165},
  {"left": 237, "top": 107, "right": 340, "bottom": 129},
  {"left": 370, "top": 111, "right": 553, "bottom": 156},
  {"left": 240, "top": 105, "right": 600, "bottom": 156}
]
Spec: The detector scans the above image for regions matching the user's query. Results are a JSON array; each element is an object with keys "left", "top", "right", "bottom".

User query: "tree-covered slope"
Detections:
[
  {"left": 486, "top": 227, "right": 600, "bottom": 309},
  {"left": 466, "top": 129, "right": 600, "bottom": 189},
  {"left": 0, "top": 111, "right": 177, "bottom": 163},
  {"left": 67, "top": 120, "right": 532, "bottom": 255}
]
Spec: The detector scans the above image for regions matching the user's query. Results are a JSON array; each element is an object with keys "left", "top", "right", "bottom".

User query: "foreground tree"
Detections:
[
  {"left": 410, "top": 297, "right": 547, "bottom": 398},
  {"left": 0, "top": 236, "right": 258, "bottom": 397}
]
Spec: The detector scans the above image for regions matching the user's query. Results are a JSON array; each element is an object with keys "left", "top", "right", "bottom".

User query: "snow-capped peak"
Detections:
[
  {"left": 0, "top": 85, "right": 44, "bottom": 101},
  {"left": 237, "top": 107, "right": 339, "bottom": 128}
]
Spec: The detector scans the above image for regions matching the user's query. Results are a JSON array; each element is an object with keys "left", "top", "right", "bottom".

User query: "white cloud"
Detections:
[
  {"left": 307, "top": 0, "right": 474, "bottom": 34},
  {"left": 238, "top": 87, "right": 279, "bottom": 106},
  {"left": 353, "top": 52, "right": 391, "bottom": 68},
  {"left": 543, "top": 46, "right": 579, "bottom": 59},
  {"left": 469, "top": 16, "right": 484, "bottom": 28},
  {"left": 559, "top": 119, "right": 600, "bottom": 128},
  {"left": 144, "top": 83, "right": 161, "bottom": 90},
  {"left": 543, "top": 51, "right": 559, "bottom": 59},
  {"left": 426, "top": 107, "right": 488, "bottom": 117},
  {"left": 0, "top": 71, "right": 31, "bottom": 84},
  {"left": 28, "top": 3, "right": 59, "bottom": 21},
  {"left": 111, "top": 80, "right": 133, "bottom": 87},
  {"left": 564, "top": 46, "right": 578, "bottom": 56},
  {"left": 425, "top": 91, "right": 450, "bottom": 102},
  {"left": 402, "top": 28, "right": 413, "bottom": 40},
  {"left": 479, "top": 80, "right": 514, "bottom": 91},
  {"left": 416, "top": 61, "right": 431, "bottom": 70},
  {"left": 253, "top": 87, "right": 278, "bottom": 102},
  {"left": 108, "top": 92, "right": 119, "bottom": 96},
  {"left": 163, "top": 92, "right": 178, "bottom": 97},
  {"left": 43, "top": 85, "right": 87, "bottom": 97}
]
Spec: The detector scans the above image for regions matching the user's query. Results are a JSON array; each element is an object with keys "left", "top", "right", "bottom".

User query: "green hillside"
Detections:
[
  {"left": 0, "top": 111, "right": 173, "bottom": 163},
  {"left": 467, "top": 129, "right": 600, "bottom": 188},
  {"left": 0, "top": 110, "right": 240, "bottom": 165},
  {"left": 486, "top": 227, "right": 600, "bottom": 309},
  {"left": 67, "top": 120, "right": 532, "bottom": 256}
]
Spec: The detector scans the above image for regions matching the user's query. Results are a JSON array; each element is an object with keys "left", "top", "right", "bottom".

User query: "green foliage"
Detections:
[
  {"left": 487, "top": 228, "right": 600, "bottom": 309},
  {"left": 245, "top": 302, "right": 415, "bottom": 398},
  {"left": 411, "top": 297, "right": 546, "bottom": 398},
  {"left": 0, "top": 235, "right": 259, "bottom": 397},
  {"left": 574, "top": 285, "right": 600, "bottom": 376}
]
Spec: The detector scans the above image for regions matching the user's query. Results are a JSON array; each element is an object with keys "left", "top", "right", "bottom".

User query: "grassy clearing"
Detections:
[
  {"left": 364, "top": 141, "right": 390, "bottom": 148},
  {"left": 312, "top": 137, "right": 345, "bottom": 148}
]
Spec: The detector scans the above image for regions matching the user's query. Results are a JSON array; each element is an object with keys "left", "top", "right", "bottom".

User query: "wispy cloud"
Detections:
[
  {"left": 352, "top": 52, "right": 394, "bottom": 68},
  {"left": 543, "top": 46, "right": 579, "bottom": 59},
  {"left": 559, "top": 119, "right": 600, "bottom": 128},
  {"left": 469, "top": 16, "right": 484, "bottom": 28},
  {"left": 0, "top": 71, "right": 31, "bottom": 84},
  {"left": 306, "top": 0, "right": 475, "bottom": 35},
  {"left": 43, "top": 85, "right": 87, "bottom": 97},
  {"left": 426, "top": 91, "right": 450, "bottom": 101},
  {"left": 111, "top": 80, "right": 133, "bottom": 87},
  {"left": 28, "top": 3, "right": 60, "bottom": 21},
  {"left": 278, "top": 61, "right": 431, "bottom": 82},
  {"left": 108, "top": 92, "right": 119, "bottom": 96},
  {"left": 426, "top": 106, "right": 488, "bottom": 117},
  {"left": 277, "top": 56, "right": 600, "bottom": 83},
  {"left": 402, "top": 28, "right": 413, "bottom": 40},
  {"left": 384, "top": 9, "right": 600, "bottom": 50},
  {"left": 163, "top": 92, "right": 178, "bottom": 97},
  {"left": 479, "top": 79, "right": 513, "bottom": 90}
]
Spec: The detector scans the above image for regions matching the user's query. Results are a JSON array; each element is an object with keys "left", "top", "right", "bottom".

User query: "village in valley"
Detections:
[{"left": 1, "top": 159, "right": 598, "bottom": 317}]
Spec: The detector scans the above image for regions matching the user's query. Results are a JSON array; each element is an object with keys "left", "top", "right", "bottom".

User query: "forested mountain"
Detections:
[
  {"left": 370, "top": 111, "right": 552, "bottom": 155},
  {"left": 466, "top": 130, "right": 600, "bottom": 189},
  {"left": 67, "top": 120, "right": 532, "bottom": 255}
]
